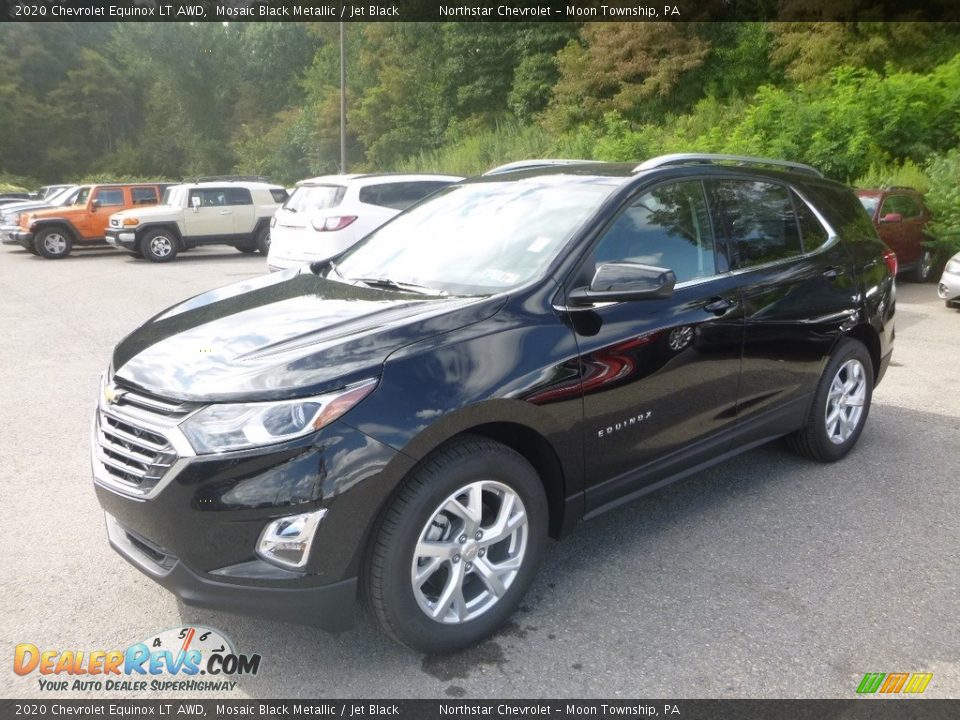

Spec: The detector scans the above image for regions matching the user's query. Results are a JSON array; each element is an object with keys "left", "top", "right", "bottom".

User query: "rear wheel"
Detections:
[
  {"left": 255, "top": 226, "right": 270, "bottom": 255},
  {"left": 35, "top": 227, "right": 73, "bottom": 259},
  {"left": 914, "top": 249, "right": 934, "bottom": 282},
  {"left": 365, "top": 436, "right": 548, "bottom": 653},
  {"left": 142, "top": 229, "right": 178, "bottom": 263},
  {"left": 787, "top": 338, "right": 873, "bottom": 462}
]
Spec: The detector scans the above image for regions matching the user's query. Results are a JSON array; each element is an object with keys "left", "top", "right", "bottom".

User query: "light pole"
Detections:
[{"left": 339, "top": 21, "right": 347, "bottom": 174}]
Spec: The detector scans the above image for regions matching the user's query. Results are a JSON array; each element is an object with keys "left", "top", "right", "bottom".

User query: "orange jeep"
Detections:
[{"left": 16, "top": 183, "right": 170, "bottom": 259}]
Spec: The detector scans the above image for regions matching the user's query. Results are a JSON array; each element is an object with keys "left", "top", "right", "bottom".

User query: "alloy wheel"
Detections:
[
  {"left": 411, "top": 480, "right": 528, "bottom": 624},
  {"left": 43, "top": 232, "right": 67, "bottom": 255},
  {"left": 824, "top": 358, "right": 867, "bottom": 444}
]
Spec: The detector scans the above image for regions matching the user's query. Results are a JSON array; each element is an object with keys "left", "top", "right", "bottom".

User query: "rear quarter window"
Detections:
[
  {"left": 269, "top": 189, "right": 289, "bottom": 204},
  {"left": 805, "top": 184, "right": 879, "bottom": 244}
]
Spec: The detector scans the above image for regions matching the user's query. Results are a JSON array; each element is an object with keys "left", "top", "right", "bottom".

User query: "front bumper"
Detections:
[
  {"left": 92, "top": 397, "right": 411, "bottom": 631},
  {"left": 14, "top": 230, "right": 34, "bottom": 248},
  {"left": 105, "top": 229, "right": 137, "bottom": 250},
  {"left": 1, "top": 224, "right": 21, "bottom": 245},
  {"left": 104, "top": 512, "right": 357, "bottom": 631},
  {"left": 937, "top": 269, "right": 960, "bottom": 304}
]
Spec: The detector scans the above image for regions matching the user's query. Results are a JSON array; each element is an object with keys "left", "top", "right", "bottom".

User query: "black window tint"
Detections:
[
  {"left": 131, "top": 187, "right": 158, "bottom": 206},
  {"left": 95, "top": 189, "right": 125, "bottom": 207},
  {"left": 709, "top": 180, "right": 802, "bottom": 270},
  {"left": 226, "top": 188, "right": 253, "bottom": 205},
  {"left": 792, "top": 190, "right": 829, "bottom": 252},
  {"left": 270, "top": 189, "right": 289, "bottom": 203},
  {"left": 590, "top": 180, "right": 715, "bottom": 284},
  {"left": 880, "top": 194, "right": 921, "bottom": 219},
  {"left": 359, "top": 182, "right": 452, "bottom": 211}
]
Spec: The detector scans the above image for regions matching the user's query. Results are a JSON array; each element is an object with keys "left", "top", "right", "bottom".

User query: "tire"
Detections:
[
  {"left": 141, "top": 229, "right": 178, "bottom": 263},
  {"left": 34, "top": 226, "right": 73, "bottom": 259},
  {"left": 236, "top": 245, "right": 257, "bottom": 254},
  {"left": 787, "top": 338, "right": 873, "bottom": 462},
  {"left": 254, "top": 225, "right": 270, "bottom": 255},
  {"left": 365, "top": 436, "right": 548, "bottom": 653},
  {"left": 914, "top": 249, "right": 934, "bottom": 283}
]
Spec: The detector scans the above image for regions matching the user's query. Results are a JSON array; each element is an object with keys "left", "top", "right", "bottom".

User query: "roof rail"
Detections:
[
  {"left": 192, "top": 175, "right": 274, "bottom": 184},
  {"left": 634, "top": 153, "right": 823, "bottom": 178}
]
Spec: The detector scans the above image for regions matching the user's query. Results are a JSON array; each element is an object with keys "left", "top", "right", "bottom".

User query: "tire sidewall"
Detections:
[
  {"left": 255, "top": 226, "right": 270, "bottom": 254},
  {"left": 373, "top": 445, "right": 548, "bottom": 653},
  {"left": 811, "top": 339, "right": 874, "bottom": 461}
]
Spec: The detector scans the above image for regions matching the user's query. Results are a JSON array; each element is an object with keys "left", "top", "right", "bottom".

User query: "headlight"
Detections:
[
  {"left": 270, "top": 215, "right": 277, "bottom": 228},
  {"left": 946, "top": 258, "right": 960, "bottom": 274},
  {"left": 180, "top": 378, "right": 377, "bottom": 454},
  {"left": 122, "top": 217, "right": 139, "bottom": 227}
]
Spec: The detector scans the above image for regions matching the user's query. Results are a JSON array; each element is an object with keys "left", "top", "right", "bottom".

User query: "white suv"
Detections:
[
  {"left": 106, "top": 181, "right": 288, "bottom": 262},
  {"left": 266, "top": 173, "right": 461, "bottom": 271}
]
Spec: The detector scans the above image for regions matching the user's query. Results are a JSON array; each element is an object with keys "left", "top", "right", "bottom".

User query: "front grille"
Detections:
[
  {"left": 111, "top": 381, "right": 199, "bottom": 418},
  {"left": 96, "top": 410, "right": 178, "bottom": 493}
]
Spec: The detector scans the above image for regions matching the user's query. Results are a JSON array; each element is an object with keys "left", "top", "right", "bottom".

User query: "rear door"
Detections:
[
  {"left": 706, "top": 177, "right": 857, "bottom": 438},
  {"left": 572, "top": 179, "right": 744, "bottom": 514}
]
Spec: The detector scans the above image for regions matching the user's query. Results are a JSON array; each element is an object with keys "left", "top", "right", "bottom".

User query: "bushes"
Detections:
[{"left": 924, "top": 148, "right": 960, "bottom": 263}]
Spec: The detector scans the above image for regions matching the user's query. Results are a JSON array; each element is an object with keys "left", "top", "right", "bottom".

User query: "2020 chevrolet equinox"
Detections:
[{"left": 92, "top": 154, "right": 895, "bottom": 653}]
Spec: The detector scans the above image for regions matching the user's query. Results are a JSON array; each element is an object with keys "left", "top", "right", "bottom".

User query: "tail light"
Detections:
[
  {"left": 311, "top": 215, "right": 357, "bottom": 232},
  {"left": 882, "top": 249, "right": 898, "bottom": 277}
]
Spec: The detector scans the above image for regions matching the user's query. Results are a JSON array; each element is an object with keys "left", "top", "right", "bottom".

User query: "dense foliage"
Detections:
[{"left": 2, "top": 22, "right": 959, "bottom": 208}]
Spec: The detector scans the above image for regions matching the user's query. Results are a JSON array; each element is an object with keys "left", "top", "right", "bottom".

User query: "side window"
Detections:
[
  {"left": 226, "top": 188, "right": 253, "bottom": 206},
  {"left": 270, "top": 189, "right": 289, "bottom": 204},
  {"left": 131, "top": 187, "right": 159, "bottom": 206},
  {"left": 359, "top": 182, "right": 449, "bottom": 211},
  {"left": 589, "top": 180, "right": 716, "bottom": 284},
  {"left": 792, "top": 190, "right": 830, "bottom": 252},
  {"left": 880, "top": 194, "right": 921, "bottom": 219},
  {"left": 708, "top": 180, "right": 802, "bottom": 270},
  {"left": 94, "top": 189, "right": 125, "bottom": 207},
  {"left": 189, "top": 189, "right": 229, "bottom": 207}
]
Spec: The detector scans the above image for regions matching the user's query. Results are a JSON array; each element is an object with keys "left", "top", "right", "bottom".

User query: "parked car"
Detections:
[
  {"left": 937, "top": 250, "right": 960, "bottom": 308},
  {"left": 856, "top": 187, "right": 934, "bottom": 282},
  {"left": 92, "top": 154, "right": 894, "bottom": 653},
  {"left": 266, "top": 174, "right": 462, "bottom": 271},
  {"left": 1, "top": 185, "right": 85, "bottom": 245},
  {"left": 32, "top": 184, "right": 72, "bottom": 200},
  {"left": 106, "top": 181, "right": 287, "bottom": 262},
  {"left": 15, "top": 184, "right": 170, "bottom": 259},
  {"left": 0, "top": 193, "right": 31, "bottom": 206}
]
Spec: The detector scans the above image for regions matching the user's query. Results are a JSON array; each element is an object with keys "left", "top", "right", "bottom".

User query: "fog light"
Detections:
[
  {"left": 256, "top": 509, "right": 327, "bottom": 569},
  {"left": 119, "top": 232, "right": 135, "bottom": 241}
]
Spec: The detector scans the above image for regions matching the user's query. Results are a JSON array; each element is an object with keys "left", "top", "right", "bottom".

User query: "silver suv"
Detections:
[{"left": 106, "top": 181, "right": 288, "bottom": 262}]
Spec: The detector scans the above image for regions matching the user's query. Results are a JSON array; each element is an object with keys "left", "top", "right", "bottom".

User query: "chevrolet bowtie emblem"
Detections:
[{"left": 104, "top": 384, "right": 122, "bottom": 405}]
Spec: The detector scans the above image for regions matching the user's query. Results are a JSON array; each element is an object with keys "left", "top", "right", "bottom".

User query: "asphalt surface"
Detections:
[{"left": 1, "top": 245, "right": 958, "bottom": 700}]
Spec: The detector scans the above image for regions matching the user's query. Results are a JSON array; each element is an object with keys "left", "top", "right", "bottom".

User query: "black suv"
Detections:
[{"left": 92, "top": 154, "right": 895, "bottom": 652}]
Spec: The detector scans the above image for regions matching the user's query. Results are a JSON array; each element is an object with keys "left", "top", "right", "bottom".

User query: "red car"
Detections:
[{"left": 856, "top": 187, "right": 934, "bottom": 282}]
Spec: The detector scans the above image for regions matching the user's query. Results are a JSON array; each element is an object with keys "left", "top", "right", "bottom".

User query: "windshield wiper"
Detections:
[{"left": 349, "top": 276, "right": 446, "bottom": 296}]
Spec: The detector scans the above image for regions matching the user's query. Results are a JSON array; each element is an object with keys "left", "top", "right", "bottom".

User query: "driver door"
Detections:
[{"left": 567, "top": 179, "right": 744, "bottom": 514}]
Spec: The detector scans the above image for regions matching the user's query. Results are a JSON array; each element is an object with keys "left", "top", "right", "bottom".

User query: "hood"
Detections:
[
  {"left": 112, "top": 268, "right": 503, "bottom": 402},
  {"left": 1, "top": 199, "right": 55, "bottom": 218},
  {"left": 112, "top": 205, "right": 173, "bottom": 221}
]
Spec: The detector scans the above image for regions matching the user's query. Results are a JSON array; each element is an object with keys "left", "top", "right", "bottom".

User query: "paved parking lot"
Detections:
[{"left": 1, "top": 245, "right": 958, "bottom": 699}]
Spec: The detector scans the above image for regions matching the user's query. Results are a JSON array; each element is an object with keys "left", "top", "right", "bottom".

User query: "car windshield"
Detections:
[
  {"left": 333, "top": 178, "right": 616, "bottom": 295},
  {"left": 858, "top": 195, "right": 879, "bottom": 217},
  {"left": 284, "top": 184, "right": 345, "bottom": 213}
]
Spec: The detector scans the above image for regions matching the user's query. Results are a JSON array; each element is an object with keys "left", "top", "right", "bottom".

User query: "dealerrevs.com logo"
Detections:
[{"left": 14, "top": 626, "right": 261, "bottom": 693}]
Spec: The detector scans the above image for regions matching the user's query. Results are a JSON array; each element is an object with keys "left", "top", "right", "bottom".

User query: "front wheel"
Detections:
[
  {"left": 141, "top": 229, "right": 178, "bottom": 263},
  {"left": 35, "top": 227, "right": 73, "bottom": 259},
  {"left": 365, "top": 436, "right": 548, "bottom": 653},
  {"left": 787, "top": 338, "right": 873, "bottom": 462}
]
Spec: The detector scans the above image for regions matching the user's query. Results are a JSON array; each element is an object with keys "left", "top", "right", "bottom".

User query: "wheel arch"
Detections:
[
  {"left": 33, "top": 218, "right": 79, "bottom": 241},
  {"left": 845, "top": 323, "right": 881, "bottom": 382}
]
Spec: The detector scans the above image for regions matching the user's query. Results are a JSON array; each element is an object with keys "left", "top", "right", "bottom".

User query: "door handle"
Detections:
[
  {"left": 219, "top": 210, "right": 232, "bottom": 215},
  {"left": 704, "top": 297, "right": 736, "bottom": 314},
  {"left": 822, "top": 266, "right": 845, "bottom": 279}
]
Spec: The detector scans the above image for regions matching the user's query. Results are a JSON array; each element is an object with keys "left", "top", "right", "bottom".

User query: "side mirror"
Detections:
[
  {"left": 880, "top": 212, "right": 903, "bottom": 224},
  {"left": 90, "top": 199, "right": 101, "bottom": 211},
  {"left": 568, "top": 262, "right": 676, "bottom": 305},
  {"left": 191, "top": 196, "right": 201, "bottom": 212}
]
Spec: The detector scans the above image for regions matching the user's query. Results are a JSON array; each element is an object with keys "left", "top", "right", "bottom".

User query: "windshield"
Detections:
[
  {"left": 48, "top": 186, "right": 77, "bottom": 205},
  {"left": 284, "top": 184, "right": 346, "bottom": 213},
  {"left": 858, "top": 195, "right": 879, "bottom": 217},
  {"left": 334, "top": 178, "right": 615, "bottom": 295}
]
